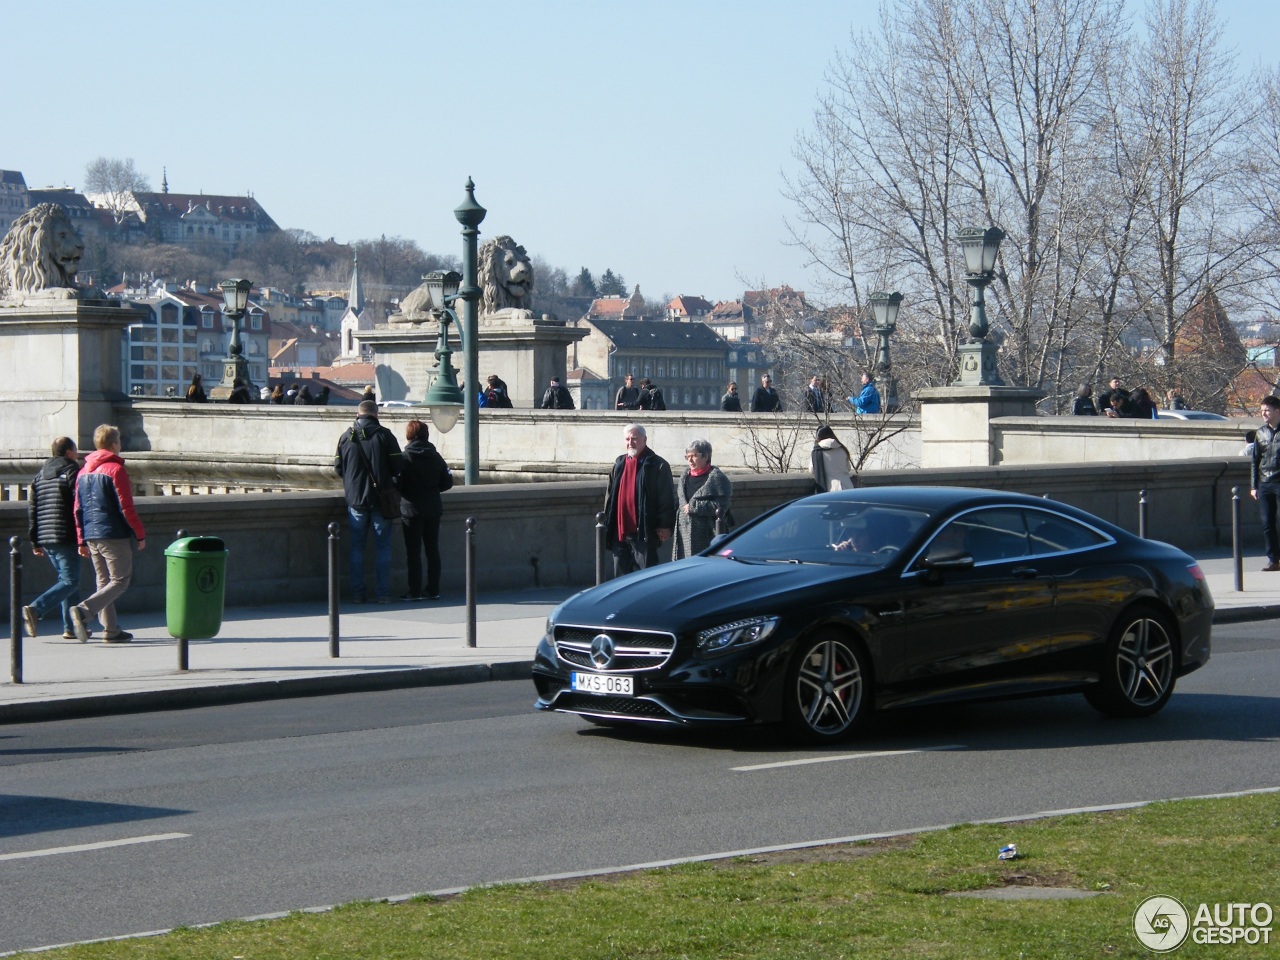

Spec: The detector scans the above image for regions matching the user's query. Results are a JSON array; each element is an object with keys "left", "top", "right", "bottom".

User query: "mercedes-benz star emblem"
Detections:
[{"left": 590, "top": 633, "right": 615, "bottom": 668}]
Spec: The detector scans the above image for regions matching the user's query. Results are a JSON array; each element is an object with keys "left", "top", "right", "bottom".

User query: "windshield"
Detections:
[{"left": 715, "top": 500, "right": 932, "bottom": 566}]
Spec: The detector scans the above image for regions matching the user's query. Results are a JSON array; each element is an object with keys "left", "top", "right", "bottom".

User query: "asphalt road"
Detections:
[{"left": 1, "top": 623, "right": 1278, "bottom": 955}]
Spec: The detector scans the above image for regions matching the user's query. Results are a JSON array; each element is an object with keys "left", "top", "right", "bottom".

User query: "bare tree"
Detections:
[
  {"left": 1124, "top": 0, "right": 1262, "bottom": 374},
  {"left": 786, "top": 0, "right": 1126, "bottom": 402},
  {"left": 785, "top": 0, "right": 1275, "bottom": 413},
  {"left": 734, "top": 407, "right": 913, "bottom": 478},
  {"left": 84, "top": 157, "right": 150, "bottom": 226}
]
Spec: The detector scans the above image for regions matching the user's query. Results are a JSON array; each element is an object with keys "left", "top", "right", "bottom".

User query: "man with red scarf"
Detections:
[{"left": 602, "top": 423, "right": 676, "bottom": 576}]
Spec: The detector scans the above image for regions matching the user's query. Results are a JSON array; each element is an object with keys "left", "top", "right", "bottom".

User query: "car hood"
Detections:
[{"left": 554, "top": 556, "right": 876, "bottom": 631}]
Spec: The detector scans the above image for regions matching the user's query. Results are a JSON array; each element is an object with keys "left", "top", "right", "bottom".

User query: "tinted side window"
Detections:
[
  {"left": 924, "top": 508, "right": 1029, "bottom": 565},
  {"left": 1026, "top": 511, "right": 1109, "bottom": 555}
]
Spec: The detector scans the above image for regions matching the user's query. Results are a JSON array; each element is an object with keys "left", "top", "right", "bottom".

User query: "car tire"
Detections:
[
  {"left": 782, "top": 630, "right": 871, "bottom": 744},
  {"left": 1084, "top": 605, "right": 1178, "bottom": 718}
]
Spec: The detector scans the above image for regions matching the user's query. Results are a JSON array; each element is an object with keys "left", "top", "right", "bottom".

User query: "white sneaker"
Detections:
[{"left": 70, "top": 605, "right": 90, "bottom": 643}]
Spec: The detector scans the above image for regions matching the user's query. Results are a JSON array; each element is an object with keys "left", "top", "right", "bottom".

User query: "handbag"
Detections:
[{"left": 378, "top": 487, "right": 402, "bottom": 521}]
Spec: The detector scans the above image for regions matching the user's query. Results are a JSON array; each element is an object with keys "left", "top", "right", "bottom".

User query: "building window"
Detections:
[
  {"left": 250, "top": 315, "right": 262, "bottom": 331},
  {"left": 657, "top": 360, "right": 666, "bottom": 377}
]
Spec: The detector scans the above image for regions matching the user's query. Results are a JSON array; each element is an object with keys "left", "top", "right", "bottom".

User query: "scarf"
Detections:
[{"left": 617, "top": 453, "right": 640, "bottom": 539}]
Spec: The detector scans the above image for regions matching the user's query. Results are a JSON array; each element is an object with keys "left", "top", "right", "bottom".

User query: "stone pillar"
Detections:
[
  {"left": 0, "top": 300, "right": 146, "bottom": 454},
  {"left": 916, "top": 384, "right": 1044, "bottom": 468},
  {"left": 364, "top": 314, "right": 589, "bottom": 409}
]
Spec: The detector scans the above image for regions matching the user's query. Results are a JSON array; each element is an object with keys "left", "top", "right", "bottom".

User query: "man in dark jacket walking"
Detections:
[
  {"left": 540, "top": 376, "right": 575, "bottom": 409},
  {"left": 749, "top": 374, "right": 782, "bottom": 412},
  {"left": 335, "top": 400, "right": 402, "bottom": 602},
  {"left": 638, "top": 378, "right": 667, "bottom": 410},
  {"left": 397, "top": 419, "right": 453, "bottom": 600},
  {"left": 71, "top": 425, "right": 146, "bottom": 643},
  {"left": 23, "top": 437, "right": 84, "bottom": 640},
  {"left": 602, "top": 423, "right": 676, "bottom": 576},
  {"left": 614, "top": 374, "right": 641, "bottom": 410},
  {"left": 1251, "top": 395, "right": 1280, "bottom": 572},
  {"left": 720, "top": 382, "right": 742, "bottom": 412}
]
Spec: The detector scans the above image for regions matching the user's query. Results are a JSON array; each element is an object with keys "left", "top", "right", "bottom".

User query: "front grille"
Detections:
[
  {"left": 556, "top": 693, "right": 675, "bottom": 719},
  {"left": 554, "top": 624, "right": 677, "bottom": 672}
]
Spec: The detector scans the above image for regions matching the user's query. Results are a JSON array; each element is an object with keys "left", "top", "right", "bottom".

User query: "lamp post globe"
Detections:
[
  {"left": 212, "top": 277, "right": 254, "bottom": 400},
  {"left": 868, "top": 290, "right": 903, "bottom": 412},
  {"left": 952, "top": 226, "right": 1005, "bottom": 386}
]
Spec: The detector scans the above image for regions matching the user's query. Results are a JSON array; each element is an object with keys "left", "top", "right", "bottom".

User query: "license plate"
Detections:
[{"left": 571, "top": 672, "right": 634, "bottom": 695}]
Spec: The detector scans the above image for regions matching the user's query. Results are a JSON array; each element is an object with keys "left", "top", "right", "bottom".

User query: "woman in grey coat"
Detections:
[{"left": 673, "top": 439, "right": 733, "bottom": 559}]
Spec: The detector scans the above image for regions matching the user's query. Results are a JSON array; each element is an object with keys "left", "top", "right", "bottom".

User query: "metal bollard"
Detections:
[
  {"left": 465, "top": 517, "right": 477, "bottom": 649},
  {"left": 595, "top": 511, "right": 606, "bottom": 586},
  {"left": 9, "top": 536, "right": 22, "bottom": 685},
  {"left": 1138, "top": 489, "right": 1148, "bottom": 539},
  {"left": 328, "top": 521, "right": 340, "bottom": 658},
  {"left": 1232, "top": 486, "right": 1243, "bottom": 593},
  {"left": 715, "top": 505, "right": 725, "bottom": 537}
]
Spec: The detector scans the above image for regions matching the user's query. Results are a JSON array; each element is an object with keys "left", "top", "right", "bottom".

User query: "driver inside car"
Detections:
[{"left": 831, "top": 526, "right": 875, "bottom": 552}]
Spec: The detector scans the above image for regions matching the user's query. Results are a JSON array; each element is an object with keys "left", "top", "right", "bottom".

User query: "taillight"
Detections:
[{"left": 1187, "top": 563, "right": 1205, "bottom": 582}]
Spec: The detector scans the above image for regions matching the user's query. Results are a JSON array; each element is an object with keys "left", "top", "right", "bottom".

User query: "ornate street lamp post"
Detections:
[
  {"left": 211, "top": 277, "right": 253, "bottom": 400},
  {"left": 420, "top": 270, "right": 465, "bottom": 434},
  {"left": 418, "top": 179, "right": 486, "bottom": 484},
  {"left": 869, "top": 290, "right": 902, "bottom": 412},
  {"left": 953, "top": 226, "right": 1004, "bottom": 386}
]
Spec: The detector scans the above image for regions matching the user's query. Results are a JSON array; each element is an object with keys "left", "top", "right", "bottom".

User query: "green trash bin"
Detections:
[{"left": 165, "top": 536, "right": 227, "bottom": 639}]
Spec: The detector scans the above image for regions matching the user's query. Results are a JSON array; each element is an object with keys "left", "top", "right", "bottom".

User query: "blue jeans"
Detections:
[
  {"left": 30, "top": 543, "right": 82, "bottom": 632},
  {"left": 348, "top": 506, "right": 393, "bottom": 600},
  {"left": 1259, "top": 482, "right": 1280, "bottom": 563}
]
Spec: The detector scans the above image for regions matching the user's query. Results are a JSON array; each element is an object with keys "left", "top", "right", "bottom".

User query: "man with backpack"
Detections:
[{"left": 335, "top": 400, "right": 402, "bottom": 603}]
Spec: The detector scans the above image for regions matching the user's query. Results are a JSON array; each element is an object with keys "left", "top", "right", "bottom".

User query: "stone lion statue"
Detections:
[
  {"left": 0, "top": 203, "right": 86, "bottom": 300},
  {"left": 478, "top": 235, "right": 534, "bottom": 315}
]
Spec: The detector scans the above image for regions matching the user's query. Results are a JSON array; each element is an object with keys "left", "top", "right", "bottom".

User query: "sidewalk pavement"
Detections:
[{"left": 4, "top": 551, "right": 1279, "bottom": 724}]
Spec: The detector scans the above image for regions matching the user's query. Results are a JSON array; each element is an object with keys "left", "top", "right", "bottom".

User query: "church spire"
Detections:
[
  {"left": 348, "top": 253, "right": 364, "bottom": 314},
  {"left": 161, "top": 167, "right": 169, "bottom": 194}
]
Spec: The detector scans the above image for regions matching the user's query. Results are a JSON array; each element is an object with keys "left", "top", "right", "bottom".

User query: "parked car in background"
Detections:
[
  {"left": 1157, "top": 410, "right": 1229, "bottom": 420},
  {"left": 533, "top": 487, "right": 1214, "bottom": 744}
]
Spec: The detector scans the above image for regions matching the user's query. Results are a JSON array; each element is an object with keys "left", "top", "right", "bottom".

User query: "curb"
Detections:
[
  {"left": 1211, "top": 605, "right": 1280, "bottom": 624},
  {"left": 0, "top": 660, "right": 535, "bottom": 725}
]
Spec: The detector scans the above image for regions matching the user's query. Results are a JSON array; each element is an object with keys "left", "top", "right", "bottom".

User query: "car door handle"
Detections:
[{"left": 1010, "top": 566, "right": 1039, "bottom": 579}]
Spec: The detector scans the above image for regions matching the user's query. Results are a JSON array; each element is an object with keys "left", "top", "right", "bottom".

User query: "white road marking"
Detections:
[
  {"left": 0, "top": 832, "right": 189, "bottom": 862},
  {"left": 732, "top": 744, "right": 964, "bottom": 772}
]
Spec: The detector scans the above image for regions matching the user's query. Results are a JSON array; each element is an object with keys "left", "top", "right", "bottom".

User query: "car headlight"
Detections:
[{"left": 694, "top": 616, "right": 780, "bottom": 657}]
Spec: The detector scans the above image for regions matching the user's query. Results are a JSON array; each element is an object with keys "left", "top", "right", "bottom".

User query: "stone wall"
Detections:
[
  {"left": 993, "top": 416, "right": 1253, "bottom": 463},
  {"left": 1, "top": 458, "right": 1255, "bottom": 621},
  {"left": 2, "top": 402, "right": 923, "bottom": 489}
]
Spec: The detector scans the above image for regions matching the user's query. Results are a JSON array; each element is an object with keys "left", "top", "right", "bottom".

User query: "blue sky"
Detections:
[{"left": 6, "top": 0, "right": 1276, "bottom": 304}]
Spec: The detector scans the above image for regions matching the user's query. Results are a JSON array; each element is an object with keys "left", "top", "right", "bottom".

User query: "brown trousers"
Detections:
[{"left": 81, "top": 538, "right": 134, "bottom": 634}]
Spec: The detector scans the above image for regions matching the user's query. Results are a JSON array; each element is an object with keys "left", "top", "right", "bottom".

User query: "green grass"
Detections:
[{"left": 23, "top": 793, "right": 1279, "bottom": 959}]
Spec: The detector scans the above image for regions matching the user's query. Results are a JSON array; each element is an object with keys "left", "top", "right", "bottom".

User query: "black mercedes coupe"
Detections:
[{"left": 532, "top": 487, "right": 1213, "bottom": 743}]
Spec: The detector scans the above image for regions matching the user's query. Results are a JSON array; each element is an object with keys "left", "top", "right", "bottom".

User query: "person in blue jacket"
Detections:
[{"left": 851, "top": 373, "right": 881, "bottom": 414}]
